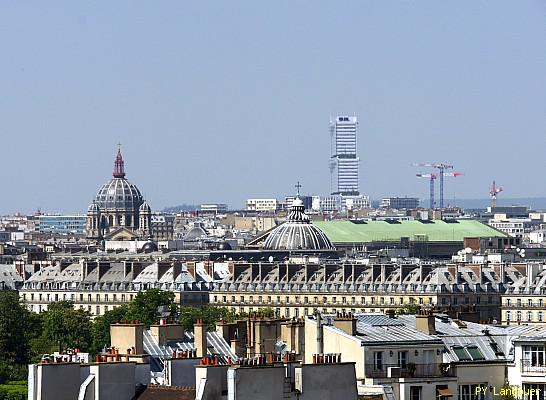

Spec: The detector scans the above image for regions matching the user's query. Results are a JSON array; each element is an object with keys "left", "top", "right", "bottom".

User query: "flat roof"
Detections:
[{"left": 313, "top": 219, "right": 506, "bottom": 243}]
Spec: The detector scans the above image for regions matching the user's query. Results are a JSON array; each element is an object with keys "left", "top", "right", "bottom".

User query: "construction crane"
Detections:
[
  {"left": 416, "top": 173, "right": 438, "bottom": 209},
  {"left": 490, "top": 180, "right": 503, "bottom": 208},
  {"left": 413, "top": 163, "right": 456, "bottom": 208}
]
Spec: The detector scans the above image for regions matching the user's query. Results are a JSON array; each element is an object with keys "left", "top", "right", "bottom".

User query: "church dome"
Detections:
[
  {"left": 94, "top": 147, "right": 144, "bottom": 210},
  {"left": 263, "top": 196, "right": 334, "bottom": 251},
  {"left": 141, "top": 241, "right": 158, "bottom": 252},
  {"left": 139, "top": 200, "right": 151, "bottom": 213},
  {"left": 88, "top": 201, "right": 100, "bottom": 213}
]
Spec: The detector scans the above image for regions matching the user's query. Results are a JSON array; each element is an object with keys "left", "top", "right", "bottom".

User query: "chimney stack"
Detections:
[
  {"left": 333, "top": 312, "right": 358, "bottom": 336},
  {"left": 415, "top": 311, "right": 436, "bottom": 335},
  {"left": 194, "top": 318, "right": 207, "bottom": 358},
  {"left": 316, "top": 313, "right": 324, "bottom": 355}
]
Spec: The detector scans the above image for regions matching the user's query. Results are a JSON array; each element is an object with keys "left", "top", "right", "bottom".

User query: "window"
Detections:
[
  {"left": 332, "top": 297, "right": 337, "bottom": 304},
  {"left": 506, "top": 299, "right": 511, "bottom": 306},
  {"left": 304, "top": 296, "right": 308, "bottom": 304},
  {"left": 371, "top": 297, "right": 375, "bottom": 305},
  {"left": 522, "top": 384, "right": 546, "bottom": 400},
  {"left": 398, "top": 351, "right": 408, "bottom": 368},
  {"left": 539, "top": 311, "right": 543, "bottom": 322},
  {"left": 517, "top": 298, "right": 522, "bottom": 307},
  {"left": 351, "top": 297, "right": 356, "bottom": 305},
  {"left": 527, "top": 311, "right": 533, "bottom": 321},
  {"left": 529, "top": 299, "right": 533, "bottom": 307},
  {"left": 458, "top": 384, "right": 487, "bottom": 400},
  {"left": 466, "top": 346, "right": 485, "bottom": 361},
  {"left": 409, "top": 386, "right": 422, "bottom": 400},
  {"left": 342, "top": 297, "right": 347, "bottom": 305},
  {"left": 506, "top": 311, "right": 511, "bottom": 322},
  {"left": 380, "top": 297, "right": 384, "bottom": 305},
  {"left": 452, "top": 346, "right": 471, "bottom": 361},
  {"left": 441, "top": 298, "right": 447, "bottom": 305},
  {"left": 222, "top": 296, "right": 227, "bottom": 303},
  {"left": 390, "top": 297, "right": 394, "bottom": 305},
  {"left": 285, "top": 308, "right": 290, "bottom": 317},
  {"left": 373, "top": 351, "right": 383, "bottom": 371},
  {"left": 399, "top": 297, "right": 403, "bottom": 305},
  {"left": 523, "top": 346, "right": 546, "bottom": 367},
  {"left": 517, "top": 311, "right": 522, "bottom": 321}
]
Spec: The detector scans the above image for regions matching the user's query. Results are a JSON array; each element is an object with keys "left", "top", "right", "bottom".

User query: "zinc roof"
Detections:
[{"left": 313, "top": 220, "right": 506, "bottom": 243}]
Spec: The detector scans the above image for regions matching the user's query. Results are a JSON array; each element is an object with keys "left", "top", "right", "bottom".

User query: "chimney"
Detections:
[
  {"left": 415, "top": 311, "right": 436, "bottom": 335},
  {"left": 333, "top": 312, "right": 357, "bottom": 336},
  {"left": 316, "top": 313, "right": 323, "bottom": 355},
  {"left": 194, "top": 318, "right": 207, "bottom": 358}
]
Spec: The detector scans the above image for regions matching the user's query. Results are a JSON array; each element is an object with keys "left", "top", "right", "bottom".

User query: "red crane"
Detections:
[{"left": 490, "top": 181, "right": 503, "bottom": 208}]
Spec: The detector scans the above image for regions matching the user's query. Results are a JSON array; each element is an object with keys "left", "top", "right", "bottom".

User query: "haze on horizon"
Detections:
[{"left": 1, "top": 1, "right": 545, "bottom": 214}]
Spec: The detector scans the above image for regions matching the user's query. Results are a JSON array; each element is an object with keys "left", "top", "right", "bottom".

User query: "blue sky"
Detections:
[{"left": 1, "top": 1, "right": 545, "bottom": 213}]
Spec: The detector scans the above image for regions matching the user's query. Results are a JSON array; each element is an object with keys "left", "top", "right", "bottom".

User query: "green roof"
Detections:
[{"left": 312, "top": 219, "right": 506, "bottom": 243}]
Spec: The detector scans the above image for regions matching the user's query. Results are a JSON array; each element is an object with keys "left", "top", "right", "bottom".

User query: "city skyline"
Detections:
[{"left": 1, "top": 2, "right": 545, "bottom": 214}]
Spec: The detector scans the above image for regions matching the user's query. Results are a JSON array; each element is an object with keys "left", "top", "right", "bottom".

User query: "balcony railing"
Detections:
[
  {"left": 365, "top": 363, "right": 455, "bottom": 379},
  {"left": 521, "top": 360, "right": 546, "bottom": 374}
]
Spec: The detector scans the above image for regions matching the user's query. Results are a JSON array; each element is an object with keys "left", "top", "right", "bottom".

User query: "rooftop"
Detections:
[{"left": 313, "top": 219, "right": 507, "bottom": 243}]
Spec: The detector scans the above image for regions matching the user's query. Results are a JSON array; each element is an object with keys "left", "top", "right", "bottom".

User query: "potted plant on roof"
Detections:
[{"left": 407, "top": 362, "right": 416, "bottom": 377}]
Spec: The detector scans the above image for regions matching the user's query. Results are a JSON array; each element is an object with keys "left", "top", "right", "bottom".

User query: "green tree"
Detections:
[
  {"left": 40, "top": 301, "right": 92, "bottom": 353},
  {"left": 125, "top": 289, "right": 178, "bottom": 328},
  {"left": 396, "top": 298, "right": 421, "bottom": 315},
  {"left": 0, "top": 292, "right": 33, "bottom": 366},
  {"left": 178, "top": 305, "right": 239, "bottom": 331},
  {"left": 91, "top": 305, "right": 130, "bottom": 354}
]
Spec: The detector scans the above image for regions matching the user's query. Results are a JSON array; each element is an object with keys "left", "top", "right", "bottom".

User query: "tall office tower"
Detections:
[{"left": 329, "top": 115, "right": 360, "bottom": 195}]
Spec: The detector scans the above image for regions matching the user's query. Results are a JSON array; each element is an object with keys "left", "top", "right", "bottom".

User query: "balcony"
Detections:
[
  {"left": 521, "top": 360, "right": 546, "bottom": 374},
  {"left": 364, "top": 363, "right": 455, "bottom": 379}
]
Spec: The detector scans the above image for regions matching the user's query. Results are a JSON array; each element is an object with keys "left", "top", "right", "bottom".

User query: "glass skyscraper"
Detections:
[{"left": 330, "top": 115, "right": 360, "bottom": 196}]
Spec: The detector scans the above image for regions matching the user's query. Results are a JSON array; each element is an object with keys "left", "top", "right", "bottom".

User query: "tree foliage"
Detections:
[
  {"left": 125, "top": 289, "right": 178, "bottom": 328},
  {"left": 91, "top": 305, "right": 130, "bottom": 354},
  {"left": 396, "top": 298, "right": 421, "bottom": 315},
  {"left": 40, "top": 301, "right": 92, "bottom": 353},
  {"left": 178, "top": 305, "right": 239, "bottom": 331},
  {"left": 0, "top": 292, "right": 34, "bottom": 366}
]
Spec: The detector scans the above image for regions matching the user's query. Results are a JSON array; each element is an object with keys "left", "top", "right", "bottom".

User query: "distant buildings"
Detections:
[
  {"left": 330, "top": 115, "right": 360, "bottom": 196},
  {"left": 246, "top": 198, "right": 278, "bottom": 212},
  {"left": 200, "top": 203, "right": 228, "bottom": 214},
  {"left": 380, "top": 197, "right": 420, "bottom": 210},
  {"left": 37, "top": 215, "right": 86, "bottom": 234}
]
